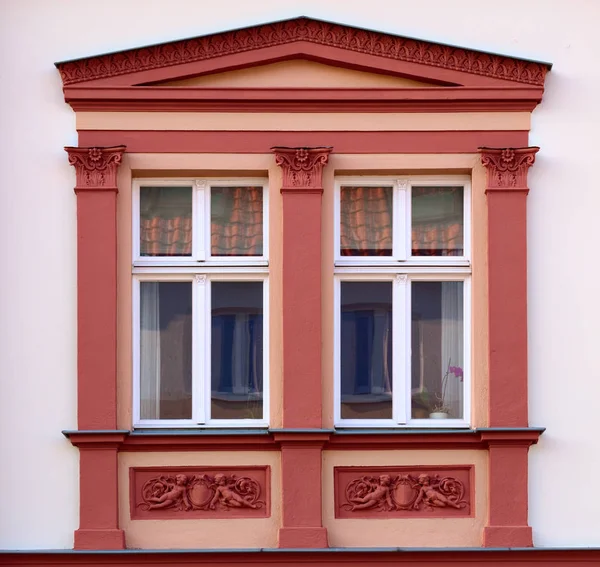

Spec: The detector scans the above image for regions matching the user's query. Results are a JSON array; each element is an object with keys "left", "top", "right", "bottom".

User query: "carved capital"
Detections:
[
  {"left": 65, "top": 146, "right": 126, "bottom": 193},
  {"left": 272, "top": 146, "right": 332, "bottom": 194},
  {"left": 479, "top": 147, "right": 539, "bottom": 193}
]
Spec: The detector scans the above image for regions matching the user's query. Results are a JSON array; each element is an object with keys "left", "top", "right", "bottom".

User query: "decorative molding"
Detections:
[
  {"left": 131, "top": 467, "right": 269, "bottom": 519},
  {"left": 56, "top": 18, "right": 549, "bottom": 87},
  {"left": 479, "top": 146, "right": 539, "bottom": 192},
  {"left": 272, "top": 147, "right": 332, "bottom": 193},
  {"left": 335, "top": 466, "right": 472, "bottom": 519},
  {"left": 65, "top": 146, "right": 126, "bottom": 192},
  {"left": 195, "top": 274, "right": 207, "bottom": 285}
]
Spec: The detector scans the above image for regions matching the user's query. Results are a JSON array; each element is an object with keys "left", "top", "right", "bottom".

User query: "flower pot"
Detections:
[{"left": 429, "top": 412, "right": 449, "bottom": 419}]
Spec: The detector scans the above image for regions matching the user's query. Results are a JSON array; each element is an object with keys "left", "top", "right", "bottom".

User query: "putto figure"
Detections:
[
  {"left": 208, "top": 473, "right": 259, "bottom": 509},
  {"left": 141, "top": 474, "right": 191, "bottom": 511},
  {"left": 342, "top": 471, "right": 467, "bottom": 513}
]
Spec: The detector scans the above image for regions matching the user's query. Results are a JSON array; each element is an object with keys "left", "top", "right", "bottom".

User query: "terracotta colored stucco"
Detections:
[
  {"left": 119, "top": 451, "right": 281, "bottom": 549},
  {"left": 158, "top": 59, "right": 436, "bottom": 88},
  {"left": 76, "top": 111, "right": 531, "bottom": 132}
]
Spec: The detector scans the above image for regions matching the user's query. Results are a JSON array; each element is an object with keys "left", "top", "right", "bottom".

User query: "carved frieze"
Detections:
[
  {"left": 335, "top": 466, "right": 472, "bottom": 518},
  {"left": 130, "top": 467, "right": 270, "bottom": 519}
]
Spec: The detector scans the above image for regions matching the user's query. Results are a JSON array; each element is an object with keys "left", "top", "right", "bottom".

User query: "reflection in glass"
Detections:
[
  {"left": 341, "top": 281, "right": 393, "bottom": 419},
  {"left": 211, "top": 187, "right": 263, "bottom": 256},
  {"left": 211, "top": 282, "right": 263, "bottom": 420},
  {"left": 140, "top": 282, "right": 192, "bottom": 419},
  {"left": 140, "top": 187, "right": 193, "bottom": 256},
  {"left": 411, "top": 281, "right": 464, "bottom": 419},
  {"left": 412, "top": 187, "right": 464, "bottom": 256},
  {"left": 340, "top": 186, "right": 393, "bottom": 256}
]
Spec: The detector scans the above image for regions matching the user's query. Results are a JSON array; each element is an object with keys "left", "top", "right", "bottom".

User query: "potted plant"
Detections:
[{"left": 429, "top": 361, "right": 463, "bottom": 419}]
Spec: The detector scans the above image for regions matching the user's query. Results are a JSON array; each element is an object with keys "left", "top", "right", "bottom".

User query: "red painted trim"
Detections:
[
  {"left": 78, "top": 130, "right": 529, "bottom": 154},
  {"left": 3, "top": 549, "right": 600, "bottom": 565},
  {"left": 479, "top": 148, "right": 538, "bottom": 427},
  {"left": 56, "top": 17, "right": 550, "bottom": 87},
  {"left": 279, "top": 444, "right": 328, "bottom": 548},
  {"left": 484, "top": 444, "right": 532, "bottom": 547},
  {"left": 63, "top": 86, "right": 543, "bottom": 113},
  {"left": 63, "top": 429, "right": 543, "bottom": 452},
  {"left": 65, "top": 147, "right": 126, "bottom": 550}
]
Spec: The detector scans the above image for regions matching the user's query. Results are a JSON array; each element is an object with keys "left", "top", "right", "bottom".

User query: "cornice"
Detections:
[{"left": 56, "top": 18, "right": 550, "bottom": 87}]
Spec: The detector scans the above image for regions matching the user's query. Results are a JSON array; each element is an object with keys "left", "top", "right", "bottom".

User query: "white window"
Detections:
[
  {"left": 334, "top": 176, "right": 471, "bottom": 428},
  {"left": 132, "top": 179, "right": 269, "bottom": 428}
]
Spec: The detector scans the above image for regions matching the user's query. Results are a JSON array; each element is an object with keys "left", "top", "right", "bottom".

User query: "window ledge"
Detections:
[{"left": 62, "top": 427, "right": 544, "bottom": 451}]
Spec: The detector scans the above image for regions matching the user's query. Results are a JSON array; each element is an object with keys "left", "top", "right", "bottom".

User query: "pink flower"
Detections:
[{"left": 449, "top": 366, "right": 463, "bottom": 379}]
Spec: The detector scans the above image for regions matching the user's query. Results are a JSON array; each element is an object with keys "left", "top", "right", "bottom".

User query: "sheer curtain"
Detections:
[
  {"left": 140, "top": 282, "right": 161, "bottom": 419},
  {"left": 441, "top": 282, "right": 464, "bottom": 418}
]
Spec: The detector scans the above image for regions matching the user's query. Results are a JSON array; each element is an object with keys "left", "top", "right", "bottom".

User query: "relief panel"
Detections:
[
  {"left": 130, "top": 466, "right": 270, "bottom": 519},
  {"left": 335, "top": 466, "right": 473, "bottom": 519}
]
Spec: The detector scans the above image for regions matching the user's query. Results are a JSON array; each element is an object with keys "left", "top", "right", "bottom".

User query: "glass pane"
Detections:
[
  {"left": 411, "top": 281, "right": 464, "bottom": 419},
  {"left": 211, "top": 187, "right": 263, "bottom": 256},
  {"left": 340, "top": 186, "right": 393, "bottom": 256},
  {"left": 140, "top": 186, "right": 192, "bottom": 256},
  {"left": 412, "top": 186, "right": 464, "bottom": 256},
  {"left": 140, "top": 282, "right": 192, "bottom": 420},
  {"left": 341, "top": 282, "right": 393, "bottom": 419},
  {"left": 211, "top": 282, "right": 263, "bottom": 419}
]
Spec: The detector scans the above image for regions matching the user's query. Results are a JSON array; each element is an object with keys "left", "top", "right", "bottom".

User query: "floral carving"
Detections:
[
  {"left": 65, "top": 146, "right": 126, "bottom": 191},
  {"left": 273, "top": 147, "right": 332, "bottom": 192},
  {"left": 479, "top": 146, "right": 539, "bottom": 191},
  {"left": 341, "top": 473, "right": 468, "bottom": 514},
  {"left": 56, "top": 18, "right": 549, "bottom": 87},
  {"left": 139, "top": 472, "right": 264, "bottom": 512}
]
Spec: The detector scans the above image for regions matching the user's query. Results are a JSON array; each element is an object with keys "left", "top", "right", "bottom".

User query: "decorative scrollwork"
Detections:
[
  {"left": 342, "top": 473, "right": 467, "bottom": 513},
  {"left": 479, "top": 146, "right": 539, "bottom": 191},
  {"left": 57, "top": 18, "right": 549, "bottom": 87},
  {"left": 138, "top": 472, "right": 264, "bottom": 512}
]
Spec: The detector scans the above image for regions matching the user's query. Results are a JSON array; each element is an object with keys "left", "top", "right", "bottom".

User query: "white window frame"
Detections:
[
  {"left": 132, "top": 177, "right": 269, "bottom": 429},
  {"left": 334, "top": 175, "right": 471, "bottom": 428},
  {"left": 133, "top": 178, "right": 269, "bottom": 267}
]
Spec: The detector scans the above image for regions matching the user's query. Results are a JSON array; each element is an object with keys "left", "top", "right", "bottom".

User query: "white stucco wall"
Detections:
[{"left": 1, "top": 0, "right": 599, "bottom": 549}]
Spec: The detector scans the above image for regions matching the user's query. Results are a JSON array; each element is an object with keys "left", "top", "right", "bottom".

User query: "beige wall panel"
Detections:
[
  {"left": 117, "top": 154, "right": 283, "bottom": 429},
  {"left": 159, "top": 59, "right": 436, "bottom": 88},
  {"left": 321, "top": 153, "right": 488, "bottom": 428},
  {"left": 76, "top": 111, "right": 531, "bottom": 132},
  {"left": 322, "top": 449, "right": 487, "bottom": 547},
  {"left": 119, "top": 451, "right": 281, "bottom": 549}
]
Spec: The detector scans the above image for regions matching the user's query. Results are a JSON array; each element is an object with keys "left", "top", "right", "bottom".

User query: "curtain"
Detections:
[
  {"left": 441, "top": 281, "right": 464, "bottom": 418},
  {"left": 340, "top": 186, "right": 393, "bottom": 256},
  {"left": 140, "top": 282, "right": 161, "bottom": 419}
]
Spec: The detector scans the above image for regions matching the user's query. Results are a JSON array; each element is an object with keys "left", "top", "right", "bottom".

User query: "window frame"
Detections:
[
  {"left": 132, "top": 177, "right": 270, "bottom": 429},
  {"left": 333, "top": 175, "right": 472, "bottom": 429},
  {"left": 334, "top": 175, "right": 471, "bottom": 266},
  {"left": 132, "top": 178, "right": 269, "bottom": 267}
]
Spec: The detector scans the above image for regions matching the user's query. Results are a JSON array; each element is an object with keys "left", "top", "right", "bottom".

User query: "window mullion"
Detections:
[
  {"left": 393, "top": 274, "right": 408, "bottom": 424},
  {"left": 394, "top": 178, "right": 408, "bottom": 261},
  {"left": 193, "top": 274, "right": 207, "bottom": 424},
  {"left": 194, "top": 179, "right": 206, "bottom": 261}
]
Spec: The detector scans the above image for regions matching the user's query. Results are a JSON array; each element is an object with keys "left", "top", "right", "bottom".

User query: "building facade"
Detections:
[{"left": 1, "top": 1, "right": 599, "bottom": 566}]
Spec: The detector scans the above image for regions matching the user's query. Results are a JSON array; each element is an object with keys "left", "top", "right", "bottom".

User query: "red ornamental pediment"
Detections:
[{"left": 56, "top": 17, "right": 551, "bottom": 112}]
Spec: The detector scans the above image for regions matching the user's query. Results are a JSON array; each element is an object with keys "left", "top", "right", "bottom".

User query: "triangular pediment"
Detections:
[
  {"left": 157, "top": 59, "right": 437, "bottom": 89},
  {"left": 56, "top": 17, "right": 550, "bottom": 89}
]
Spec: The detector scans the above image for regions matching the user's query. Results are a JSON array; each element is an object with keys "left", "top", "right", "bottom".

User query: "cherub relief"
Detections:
[
  {"left": 345, "top": 475, "right": 396, "bottom": 511},
  {"left": 412, "top": 474, "right": 466, "bottom": 510},
  {"left": 208, "top": 473, "right": 259, "bottom": 510},
  {"left": 144, "top": 474, "right": 191, "bottom": 510}
]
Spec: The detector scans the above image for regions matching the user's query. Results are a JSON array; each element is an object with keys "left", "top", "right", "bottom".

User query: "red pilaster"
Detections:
[
  {"left": 272, "top": 147, "right": 331, "bottom": 429},
  {"left": 65, "top": 146, "right": 126, "bottom": 549},
  {"left": 480, "top": 147, "right": 538, "bottom": 428},
  {"left": 480, "top": 147, "right": 538, "bottom": 548},
  {"left": 273, "top": 147, "right": 331, "bottom": 549}
]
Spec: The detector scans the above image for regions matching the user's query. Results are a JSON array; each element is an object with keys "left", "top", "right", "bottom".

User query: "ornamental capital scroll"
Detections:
[
  {"left": 479, "top": 146, "right": 539, "bottom": 194},
  {"left": 272, "top": 146, "right": 332, "bottom": 194},
  {"left": 65, "top": 145, "right": 126, "bottom": 193}
]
